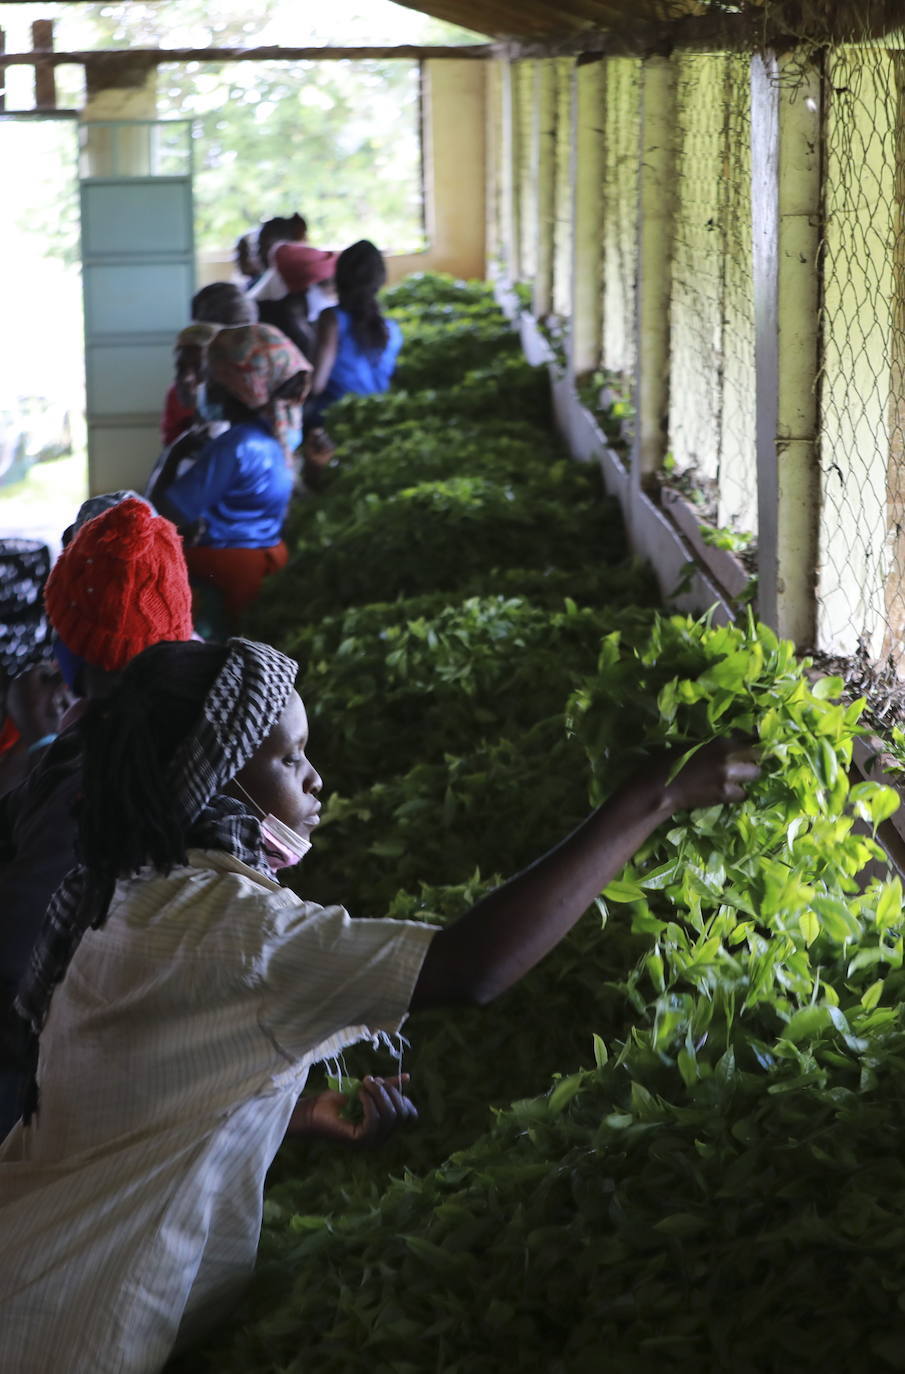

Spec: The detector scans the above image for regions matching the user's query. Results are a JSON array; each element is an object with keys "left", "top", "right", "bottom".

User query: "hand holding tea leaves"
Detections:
[
  {"left": 662, "top": 735, "right": 761, "bottom": 811},
  {"left": 287, "top": 1075, "right": 417, "bottom": 1147}
]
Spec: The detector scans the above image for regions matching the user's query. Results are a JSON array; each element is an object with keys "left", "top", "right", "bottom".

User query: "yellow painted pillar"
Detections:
[
  {"left": 485, "top": 61, "right": 503, "bottom": 272},
  {"left": 633, "top": 55, "right": 677, "bottom": 489},
  {"left": 423, "top": 59, "right": 486, "bottom": 279},
  {"left": 81, "top": 58, "right": 157, "bottom": 176},
  {"left": 532, "top": 59, "right": 557, "bottom": 318},
  {"left": 571, "top": 59, "right": 605, "bottom": 375},
  {"left": 515, "top": 61, "right": 537, "bottom": 281},
  {"left": 501, "top": 59, "right": 521, "bottom": 282},
  {"left": 752, "top": 50, "right": 822, "bottom": 649}
]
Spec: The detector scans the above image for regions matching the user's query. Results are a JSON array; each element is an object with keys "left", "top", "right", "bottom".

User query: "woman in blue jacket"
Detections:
[{"left": 151, "top": 324, "right": 311, "bottom": 624}]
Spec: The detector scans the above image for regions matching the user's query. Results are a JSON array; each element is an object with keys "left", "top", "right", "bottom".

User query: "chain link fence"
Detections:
[
  {"left": 600, "top": 56, "right": 641, "bottom": 394},
  {"left": 553, "top": 58, "right": 574, "bottom": 321},
  {"left": 818, "top": 45, "right": 905, "bottom": 666},
  {"left": 669, "top": 53, "right": 757, "bottom": 536},
  {"left": 718, "top": 54, "right": 757, "bottom": 536},
  {"left": 491, "top": 36, "right": 905, "bottom": 685}
]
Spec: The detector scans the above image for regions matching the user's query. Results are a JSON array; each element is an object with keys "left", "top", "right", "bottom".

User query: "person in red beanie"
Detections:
[
  {"left": 0, "top": 498, "right": 194, "bottom": 1137},
  {"left": 45, "top": 496, "right": 194, "bottom": 692}
]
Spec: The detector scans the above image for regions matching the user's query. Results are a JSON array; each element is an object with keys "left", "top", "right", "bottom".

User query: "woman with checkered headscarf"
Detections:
[
  {"left": 150, "top": 323, "right": 313, "bottom": 628},
  {"left": 0, "top": 636, "right": 759, "bottom": 1373},
  {"left": 0, "top": 636, "right": 432, "bottom": 1372}
]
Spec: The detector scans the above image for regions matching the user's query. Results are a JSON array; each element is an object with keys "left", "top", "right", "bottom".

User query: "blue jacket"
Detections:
[{"left": 166, "top": 421, "right": 293, "bottom": 549}]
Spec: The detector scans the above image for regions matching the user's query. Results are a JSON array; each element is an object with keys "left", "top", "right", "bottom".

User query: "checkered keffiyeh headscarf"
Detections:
[
  {"left": 207, "top": 323, "right": 311, "bottom": 464},
  {"left": 16, "top": 638, "right": 298, "bottom": 1066}
]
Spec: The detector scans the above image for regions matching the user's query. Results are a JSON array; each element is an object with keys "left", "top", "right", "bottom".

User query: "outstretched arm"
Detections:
[{"left": 410, "top": 740, "right": 759, "bottom": 1011}]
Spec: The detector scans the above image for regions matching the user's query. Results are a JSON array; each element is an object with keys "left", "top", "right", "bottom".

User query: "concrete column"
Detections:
[
  {"left": 422, "top": 59, "right": 486, "bottom": 278},
  {"left": 485, "top": 60, "right": 503, "bottom": 272},
  {"left": 532, "top": 60, "right": 557, "bottom": 318},
  {"left": 570, "top": 59, "right": 605, "bottom": 375},
  {"left": 633, "top": 55, "right": 677, "bottom": 491},
  {"left": 751, "top": 51, "right": 822, "bottom": 649},
  {"left": 81, "top": 57, "right": 158, "bottom": 177},
  {"left": 500, "top": 59, "right": 521, "bottom": 282}
]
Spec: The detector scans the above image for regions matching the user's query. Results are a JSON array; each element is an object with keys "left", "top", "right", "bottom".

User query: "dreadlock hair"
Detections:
[
  {"left": 335, "top": 240, "right": 389, "bottom": 355},
  {"left": 77, "top": 641, "right": 230, "bottom": 888}
]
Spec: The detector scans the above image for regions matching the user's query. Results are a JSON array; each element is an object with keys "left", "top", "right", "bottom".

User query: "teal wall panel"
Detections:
[
  {"left": 85, "top": 343, "right": 174, "bottom": 415},
  {"left": 80, "top": 121, "right": 194, "bottom": 495},
  {"left": 81, "top": 180, "right": 193, "bottom": 258},
  {"left": 84, "top": 263, "right": 193, "bottom": 336}
]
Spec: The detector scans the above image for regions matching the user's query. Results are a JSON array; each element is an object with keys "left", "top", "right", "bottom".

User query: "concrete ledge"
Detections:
[
  {"left": 545, "top": 369, "right": 734, "bottom": 624},
  {"left": 491, "top": 272, "right": 522, "bottom": 323},
  {"left": 629, "top": 487, "right": 734, "bottom": 624},
  {"left": 661, "top": 487, "right": 753, "bottom": 602},
  {"left": 493, "top": 278, "right": 733, "bottom": 625},
  {"left": 518, "top": 312, "right": 556, "bottom": 368}
]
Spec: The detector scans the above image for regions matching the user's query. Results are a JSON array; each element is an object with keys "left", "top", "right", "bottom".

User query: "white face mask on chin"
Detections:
[
  {"left": 259, "top": 812, "right": 311, "bottom": 870},
  {"left": 232, "top": 780, "right": 312, "bottom": 871}
]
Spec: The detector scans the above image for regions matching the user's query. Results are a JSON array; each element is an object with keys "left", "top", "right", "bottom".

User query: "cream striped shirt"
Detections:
[{"left": 0, "top": 849, "right": 437, "bottom": 1373}]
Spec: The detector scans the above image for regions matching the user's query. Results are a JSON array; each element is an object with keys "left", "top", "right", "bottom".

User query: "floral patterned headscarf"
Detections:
[
  {"left": 175, "top": 322, "right": 221, "bottom": 351},
  {"left": 207, "top": 323, "right": 311, "bottom": 463}
]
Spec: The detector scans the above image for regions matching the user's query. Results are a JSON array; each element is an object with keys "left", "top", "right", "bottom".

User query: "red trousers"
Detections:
[{"left": 185, "top": 541, "right": 289, "bottom": 624}]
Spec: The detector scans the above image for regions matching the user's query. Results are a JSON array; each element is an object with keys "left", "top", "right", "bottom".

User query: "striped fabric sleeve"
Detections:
[{"left": 256, "top": 901, "right": 439, "bottom": 1065}]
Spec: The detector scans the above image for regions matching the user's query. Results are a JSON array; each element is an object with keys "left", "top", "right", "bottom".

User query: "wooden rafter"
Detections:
[{"left": 0, "top": 42, "right": 498, "bottom": 69}]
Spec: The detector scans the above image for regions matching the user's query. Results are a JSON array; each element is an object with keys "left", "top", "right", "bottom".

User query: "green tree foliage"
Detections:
[
  {"left": 157, "top": 57, "right": 426, "bottom": 254},
  {"left": 15, "top": 0, "right": 481, "bottom": 258}
]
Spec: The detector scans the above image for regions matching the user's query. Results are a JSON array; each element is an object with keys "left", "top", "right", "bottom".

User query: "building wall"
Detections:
[{"left": 486, "top": 42, "right": 905, "bottom": 670}]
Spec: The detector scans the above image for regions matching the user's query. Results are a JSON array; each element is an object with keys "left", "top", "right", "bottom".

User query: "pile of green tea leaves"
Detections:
[{"left": 184, "top": 274, "right": 905, "bottom": 1373}]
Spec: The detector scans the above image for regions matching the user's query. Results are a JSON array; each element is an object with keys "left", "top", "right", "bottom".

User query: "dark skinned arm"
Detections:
[
  {"left": 410, "top": 739, "right": 760, "bottom": 1011},
  {"left": 309, "top": 308, "right": 339, "bottom": 397}
]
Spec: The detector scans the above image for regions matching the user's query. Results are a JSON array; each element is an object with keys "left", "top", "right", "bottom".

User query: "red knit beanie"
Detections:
[{"left": 44, "top": 498, "right": 193, "bottom": 672}]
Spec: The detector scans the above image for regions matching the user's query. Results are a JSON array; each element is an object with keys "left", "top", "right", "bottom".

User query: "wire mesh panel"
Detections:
[
  {"left": 515, "top": 60, "right": 538, "bottom": 283},
  {"left": 669, "top": 57, "right": 728, "bottom": 493},
  {"left": 601, "top": 57, "right": 642, "bottom": 389},
  {"left": 718, "top": 54, "right": 757, "bottom": 534},
  {"left": 818, "top": 47, "right": 905, "bottom": 664},
  {"left": 668, "top": 55, "right": 756, "bottom": 533},
  {"left": 553, "top": 58, "right": 574, "bottom": 321}
]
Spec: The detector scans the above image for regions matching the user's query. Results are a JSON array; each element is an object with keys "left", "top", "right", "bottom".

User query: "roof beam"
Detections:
[{"left": 0, "top": 42, "right": 497, "bottom": 69}]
